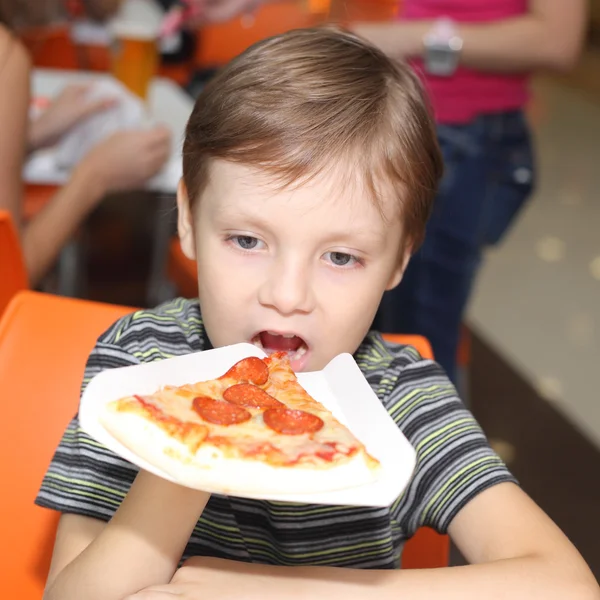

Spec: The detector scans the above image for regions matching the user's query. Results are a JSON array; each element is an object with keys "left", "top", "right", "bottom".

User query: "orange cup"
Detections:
[{"left": 110, "top": 21, "right": 159, "bottom": 100}]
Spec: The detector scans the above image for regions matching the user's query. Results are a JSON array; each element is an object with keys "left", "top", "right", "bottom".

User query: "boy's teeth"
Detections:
[
  {"left": 266, "top": 331, "right": 296, "bottom": 339},
  {"left": 251, "top": 334, "right": 307, "bottom": 360},
  {"left": 294, "top": 345, "right": 307, "bottom": 358}
]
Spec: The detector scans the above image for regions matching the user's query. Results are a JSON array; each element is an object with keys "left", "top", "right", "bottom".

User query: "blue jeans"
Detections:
[{"left": 373, "top": 110, "right": 536, "bottom": 382}]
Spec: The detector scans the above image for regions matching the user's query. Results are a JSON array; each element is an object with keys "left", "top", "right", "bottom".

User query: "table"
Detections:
[{"left": 25, "top": 69, "right": 195, "bottom": 303}]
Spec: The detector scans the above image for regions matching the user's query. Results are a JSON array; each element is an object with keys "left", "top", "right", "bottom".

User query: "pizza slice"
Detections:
[{"left": 99, "top": 353, "right": 381, "bottom": 495}]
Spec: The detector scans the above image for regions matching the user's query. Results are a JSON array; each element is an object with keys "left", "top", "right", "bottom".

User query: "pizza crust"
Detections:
[{"left": 100, "top": 407, "right": 381, "bottom": 495}]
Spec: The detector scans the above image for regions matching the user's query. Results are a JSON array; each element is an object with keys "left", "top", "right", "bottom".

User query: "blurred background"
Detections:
[{"left": 1, "top": 0, "right": 599, "bottom": 579}]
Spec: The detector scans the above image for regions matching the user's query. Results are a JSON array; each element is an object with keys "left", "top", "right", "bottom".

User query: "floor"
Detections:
[
  {"left": 468, "top": 52, "right": 600, "bottom": 449},
  {"left": 72, "top": 45, "right": 600, "bottom": 580}
]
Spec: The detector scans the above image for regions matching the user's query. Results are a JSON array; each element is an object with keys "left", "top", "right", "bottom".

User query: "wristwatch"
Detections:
[{"left": 423, "top": 18, "right": 463, "bottom": 77}]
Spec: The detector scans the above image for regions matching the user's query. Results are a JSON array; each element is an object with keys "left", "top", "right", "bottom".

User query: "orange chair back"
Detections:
[
  {"left": 382, "top": 333, "right": 433, "bottom": 361},
  {"left": 194, "top": 0, "right": 400, "bottom": 69},
  {"left": 19, "top": 25, "right": 79, "bottom": 69},
  {"left": 331, "top": 0, "right": 399, "bottom": 21},
  {"left": 0, "top": 210, "right": 28, "bottom": 316},
  {"left": 195, "top": 1, "right": 320, "bottom": 68},
  {"left": 0, "top": 291, "right": 133, "bottom": 600}
]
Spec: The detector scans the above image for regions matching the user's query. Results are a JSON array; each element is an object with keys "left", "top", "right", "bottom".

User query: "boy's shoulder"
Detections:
[
  {"left": 357, "top": 331, "right": 460, "bottom": 428},
  {"left": 356, "top": 331, "right": 451, "bottom": 393},
  {"left": 96, "top": 297, "right": 207, "bottom": 361},
  {"left": 356, "top": 331, "right": 430, "bottom": 369}
]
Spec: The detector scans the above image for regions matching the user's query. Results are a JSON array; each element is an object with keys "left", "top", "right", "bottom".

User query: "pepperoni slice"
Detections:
[
  {"left": 223, "top": 384, "right": 283, "bottom": 409},
  {"left": 220, "top": 357, "right": 269, "bottom": 385},
  {"left": 192, "top": 396, "right": 251, "bottom": 426},
  {"left": 263, "top": 408, "right": 324, "bottom": 435}
]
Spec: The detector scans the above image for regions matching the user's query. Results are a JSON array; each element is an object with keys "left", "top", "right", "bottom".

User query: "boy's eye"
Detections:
[
  {"left": 232, "top": 235, "right": 260, "bottom": 250},
  {"left": 324, "top": 251, "right": 359, "bottom": 268}
]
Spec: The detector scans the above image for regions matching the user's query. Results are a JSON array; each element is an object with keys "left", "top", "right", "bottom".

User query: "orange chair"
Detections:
[
  {"left": 331, "top": 0, "right": 400, "bottom": 21},
  {"left": 0, "top": 291, "right": 133, "bottom": 600},
  {"left": 195, "top": 1, "right": 320, "bottom": 69},
  {"left": 456, "top": 324, "right": 472, "bottom": 403},
  {"left": 166, "top": 242, "right": 450, "bottom": 569},
  {"left": 193, "top": 0, "right": 399, "bottom": 71},
  {"left": 0, "top": 210, "right": 28, "bottom": 316},
  {"left": 19, "top": 25, "right": 79, "bottom": 70}
]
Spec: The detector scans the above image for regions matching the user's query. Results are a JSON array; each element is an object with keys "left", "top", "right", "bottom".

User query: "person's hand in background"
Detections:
[
  {"left": 199, "top": 0, "right": 262, "bottom": 23},
  {"left": 165, "top": 0, "right": 263, "bottom": 27},
  {"left": 75, "top": 125, "right": 172, "bottom": 196},
  {"left": 28, "top": 83, "right": 118, "bottom": 152}
]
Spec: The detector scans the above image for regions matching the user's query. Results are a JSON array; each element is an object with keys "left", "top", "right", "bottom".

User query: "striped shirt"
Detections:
[{"left": 36, "top": 298, "right": 515, "bottom": 569}]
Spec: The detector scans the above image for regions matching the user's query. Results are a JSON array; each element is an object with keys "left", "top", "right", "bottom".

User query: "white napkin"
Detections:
[{"left": 54, "top": 78, "right": 148, "bottom": 170}]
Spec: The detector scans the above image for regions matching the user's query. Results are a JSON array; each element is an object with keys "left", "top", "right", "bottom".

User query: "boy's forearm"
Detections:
[
  {"left": 179, "top": 554, "right": 598, "bottom": 600},
  {"left": 45, "top": 471, "right": 209, "bottom": 600},
  {"left": 326, "top": 558, "right": 598, "bottom": 600}
]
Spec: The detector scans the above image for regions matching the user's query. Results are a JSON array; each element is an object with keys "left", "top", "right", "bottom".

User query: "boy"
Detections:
[{"left": 37, "top": 27, "right": 598, "bottom": 600}]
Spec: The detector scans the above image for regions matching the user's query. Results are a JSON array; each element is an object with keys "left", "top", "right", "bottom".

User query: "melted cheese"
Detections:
[{"left": 107, "top": 354, "right": 378, "bottom": 470}]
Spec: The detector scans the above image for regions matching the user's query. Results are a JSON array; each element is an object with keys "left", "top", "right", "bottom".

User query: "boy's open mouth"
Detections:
[{"left": 252, "top": 331, "right": 309, "bottom": 365}]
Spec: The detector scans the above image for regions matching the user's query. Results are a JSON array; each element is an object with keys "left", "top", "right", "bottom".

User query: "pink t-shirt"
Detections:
[{"left": 402, "top": 0, "right": 529, "bottom": 124}]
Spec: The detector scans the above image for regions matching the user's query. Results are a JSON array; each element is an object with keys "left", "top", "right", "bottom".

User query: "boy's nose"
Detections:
[{"left": 258, "top": 259, "right": 315, "bottom": 316}]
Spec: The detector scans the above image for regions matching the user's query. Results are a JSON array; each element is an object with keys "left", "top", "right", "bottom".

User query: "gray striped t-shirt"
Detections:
[{"left": 36, "top": 298, "right": 515, "bottom": 568}]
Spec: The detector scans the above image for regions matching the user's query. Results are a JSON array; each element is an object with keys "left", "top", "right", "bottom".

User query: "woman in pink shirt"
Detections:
[{"left": 354, "top": 0, "right": 587, "bottom": 382}]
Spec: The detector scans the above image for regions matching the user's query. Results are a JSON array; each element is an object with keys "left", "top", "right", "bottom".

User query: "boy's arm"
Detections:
[
  {"left": 352, "top": 0, "right": 587, "bottom": 73},
  {"left": 133, "top": 483, "right": 599, "bottom": 600},
  {"left": 44, "top": 471, "right": 210, "bottom": 600}
]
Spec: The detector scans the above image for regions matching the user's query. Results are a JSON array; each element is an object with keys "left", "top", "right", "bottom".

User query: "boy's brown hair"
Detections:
[{"left": 183, "top": 27, "right": 442, "bottom": 252}]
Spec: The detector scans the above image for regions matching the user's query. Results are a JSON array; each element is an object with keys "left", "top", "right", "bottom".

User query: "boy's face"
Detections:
[{"left": 178, "top": 160, "right": 409, "bottom": 372}]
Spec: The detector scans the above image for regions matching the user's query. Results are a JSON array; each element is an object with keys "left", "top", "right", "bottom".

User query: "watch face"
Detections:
[{"left": 426, "top": 44, "right": 459, "bottom": 76}]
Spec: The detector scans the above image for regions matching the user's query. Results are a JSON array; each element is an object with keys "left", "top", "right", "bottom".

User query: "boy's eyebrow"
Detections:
[
  {"left": 215, "top": 206, "right": 388, "bottom": 248},
  {"left": 321, "top": 227, "right": 388, "bottom": 248},
  {"left": 211, "top": 206, "right": 271, "bottom": 231}
]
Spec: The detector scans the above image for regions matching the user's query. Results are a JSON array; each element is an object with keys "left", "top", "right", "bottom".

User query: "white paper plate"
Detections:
[{"left": 80, "top": 343, "right": 416, "bottom": 507}]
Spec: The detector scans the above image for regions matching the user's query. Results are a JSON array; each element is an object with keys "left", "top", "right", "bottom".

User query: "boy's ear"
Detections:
[
  {"left": 177, "top": 180, "right": 197, "bottom": 261},
  {"left": 386, "top": 248, "right": 412, "bottom": 291}
]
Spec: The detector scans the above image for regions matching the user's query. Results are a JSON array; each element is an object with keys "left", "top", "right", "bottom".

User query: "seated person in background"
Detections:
[
  {"left": 0, "top": 0, "right": 124, "bottom": 25},
  {"left": 0, "top": 15, "right": 171, "bottom": 287},
  {"left": 38, "top": 27, "right": 598, "bottom": 600},
  {"left": 80, "top": 0, "right": 124, "bottom": 22}
]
